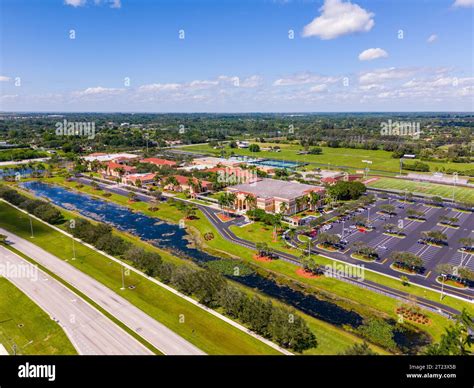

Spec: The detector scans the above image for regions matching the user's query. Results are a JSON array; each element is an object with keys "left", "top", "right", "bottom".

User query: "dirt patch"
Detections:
[
  {"left": 216, "top": 213, "right": 232, "bottom": 222},
  {"left": 296, "top": 268, "right": 321, "bottom": 279},
  {"left": 253, "top": 254, "right": 273, "bottom": 262}
]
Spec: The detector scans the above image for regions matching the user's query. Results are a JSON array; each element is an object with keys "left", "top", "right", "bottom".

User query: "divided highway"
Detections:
[
  {"left": 0, "top": 246, "right": 152, "bottom": 355},
  {"left": 0, "top": 227, "right": 206, "bottom": 355}
]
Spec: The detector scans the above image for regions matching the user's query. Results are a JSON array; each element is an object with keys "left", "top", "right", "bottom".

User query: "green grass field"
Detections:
[
  {"left": 366, "top": 177, "right": 474, "bottom": 203},
  {"left": 0, "top": 201, "right": 280, "bottom": 355},
  {"left": 180, "top": 143, "right": 473, "bottom": 174},
  {"left": 0, "top": 278, "right": 77, "bottom": 355}
]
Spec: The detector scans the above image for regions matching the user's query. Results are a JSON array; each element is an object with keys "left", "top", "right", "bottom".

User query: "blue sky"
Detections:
[{"left": 1, "top": 0, "right": 473, "bottom": 112}]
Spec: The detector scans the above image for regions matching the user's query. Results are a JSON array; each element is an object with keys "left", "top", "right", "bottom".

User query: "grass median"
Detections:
[{"left": 0, "top": 277, "right": 77, "bottom": 355}]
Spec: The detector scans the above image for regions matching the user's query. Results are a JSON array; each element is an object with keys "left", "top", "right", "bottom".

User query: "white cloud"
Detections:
[
  {"left": 273, "top": 72, "right": 339, "bottom": 86},
  {"left": 0, "top": 76, "right": 11, "bottom": 82},
  {"left": 453, "top": 0, "right": 474, "bottom": 7},
  {"left": 67, "top": 0, "right": 121, "bottom": 8},
  {"left": 309, "top": 84, "right": 328, "bottom": 92},
  {"left": 64, "top": 0, "right": 86, "bottom": 7},
  {"left": 302, "top": 0, "right": 375, "bottom": 40},
  {"left": 188, "top": 80, "right": 219, "bottom": 89},
  {"left": 427, "top": 34, "right": 438, "bottom": 43},
  {"left": 358, "top": 48, "right": 388, "bottom": 61},
  {"left": 139, "top": 83, "right": 182, "bottom": 92},
  {"left": 359, "top": 83, "right": 385, "bottom": 91},
  {"left": 240, "top": 75, "right": 263, "bottom": 88},
  {"left": 109, "top": 0, "right": 121, "bottom": 8},
  {"left": 138, "top": 75, "right": 261, "bottom": 93},
  {"left": 73, "top": 86, "right": 125, "bottom": 97},
  {"left": 359, "top": 67, "right": 418, "bottom": 85}
]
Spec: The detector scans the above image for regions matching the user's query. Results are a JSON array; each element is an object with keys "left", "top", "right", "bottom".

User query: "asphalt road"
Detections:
[
  {"left": 0, "top": 246, "right": 152, "bottom": 355},
  {"left": 0, "top": 227, "right": 206, "bottom": 355}
]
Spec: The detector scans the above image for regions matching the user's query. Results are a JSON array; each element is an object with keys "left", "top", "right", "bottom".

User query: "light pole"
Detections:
[
  {"left": 440, "top": 273, "right": 447, "bottom": 300},
  {"left": 145, "top": 133, "right": 149, "bottom": 154},
  {"left": 452, "top": 172, "right": 458, "bottom": 203},
  {"left": 120, "top": 265, "right": 126, "bottom": 290},
  {"left": 29, "top": 215, "right": 34, "bottom": 238},
  {"left": 71, "top": 236, "right": 76, "bottom": 261},
  {"left": 362, "top": 160, "right": 372, "bottom": 179},
  {"left": 341, "top": 220, "right": 345, "bottom": 240},
  {"left": 367, "top": 207, "right": 370, "bottom": 224}
]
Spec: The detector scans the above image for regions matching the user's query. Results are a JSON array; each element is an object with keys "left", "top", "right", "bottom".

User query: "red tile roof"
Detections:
[
  {"left": 126, "top": 173, "right": 156, "bottom": 183},
  {"left": 141, "top": 158, "right": 176, "bottom": 166},
  {"left": 173, "top": 175, "right": 212, "bottom": 186},
  {"left": 107, "top": 161, "right": 136, "bottom": 172},
  {"left": 321, "top": 177, "right": 337, "bottom": 184}
]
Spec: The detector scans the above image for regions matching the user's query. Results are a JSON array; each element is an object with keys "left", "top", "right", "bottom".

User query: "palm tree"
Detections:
[
  {"left": 226, "top": 192, "right": 237, "bottom": 211},
  {"left": 245, "top": 194, "right": 257, "bottom": 211},
  {"left": 295, "top": 196, "right": 306, "bottom": 213},
  {"left": 279, "top": 201, "right": 289, "bottom": 215},
  {"left": 165, "top": 176, "right": 179, "bottom": 190},
  {"left": 309, "top": 192, "right": 320, "bottom": 211},
  {"left": 187, "top": 177, "right": 196, "bottom": 193}
]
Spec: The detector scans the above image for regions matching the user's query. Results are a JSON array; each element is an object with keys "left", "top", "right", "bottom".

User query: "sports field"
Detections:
[
  {"left": 179, "top": 143, "right": 473, "bottom": 174},
  {"left": 366, "top": 177, "right": 474, "bottom": 203}
]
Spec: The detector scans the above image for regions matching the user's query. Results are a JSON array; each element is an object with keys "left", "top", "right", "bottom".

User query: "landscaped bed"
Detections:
[
  {"left": 383, "top": 232, "right": 406, "bottom": 239},
  {"left": 390, "top": 263, "right": 420, "bottom": 276},
  {"left": 437, "top": 222, "right": 459, "bottom": 229},
  {"left": 316, "top": 243, "right": 340, "bottom": 252},
  {"left": 351, "top": 253, "right": 377, "bottom": 262},
  {"left": 396, "top": 306, "right": 430, "bottom": 325},
  {"left": 436, "top": 276, "right": 469, "bottom": 289},
  {"left": 296, "top": 267, "right": 322, "bottom": 279}
]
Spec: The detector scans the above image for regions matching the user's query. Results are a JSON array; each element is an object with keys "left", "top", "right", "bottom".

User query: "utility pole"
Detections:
[
  {"left": 452, "top": 172, "right": 458, "bottom": 203},
  {"left": 121, "top": 265, "right": 126, "bottom": 290},
  {"left": 71, "top": 236, "right": 76, "bottom": 260},
  {"left": 362, "top": 160, "right": 372, "bottom": 178},
  {"left": 29, "top": 215, "right": 34, "bottom": 238},
  {"left": 440, "top": 274, "right": 447, "bottom": 300}
]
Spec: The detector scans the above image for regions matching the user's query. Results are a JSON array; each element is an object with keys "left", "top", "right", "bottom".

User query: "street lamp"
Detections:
[
  {"left": 440, "top": 273, "right": 447, "bottom": 300},
  {"left": 452, "top": 172, "right": 458, "bottom": 203},
  {"left": 71, "top": 236, "right": 76, "bottom": 261},
  {"left": 362, "top": 160, "right": 372, "bottom": 178},
  {"left": 29, "top": 215, "right": 34, "bottom": 238},
  {"left": 120, "top": 265, "right": 126, "bottom": 290}
]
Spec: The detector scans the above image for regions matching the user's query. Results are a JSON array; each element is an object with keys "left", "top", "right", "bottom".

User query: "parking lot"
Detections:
[{"left": 309, "top": 193, "right": 474, "bottom": 280}]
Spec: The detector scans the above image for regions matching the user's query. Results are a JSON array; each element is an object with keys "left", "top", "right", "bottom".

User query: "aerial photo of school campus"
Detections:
[{"left": 0, "top": 0, "right": 472, "bottom": 383}]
